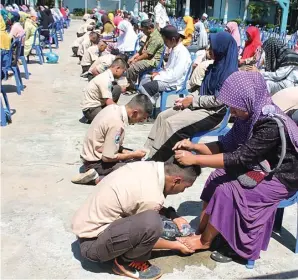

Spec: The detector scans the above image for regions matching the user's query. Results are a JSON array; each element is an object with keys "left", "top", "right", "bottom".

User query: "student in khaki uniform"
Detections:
[
  {"left": 81, "top": 58, "right": 127, "bottom": 123},
  {"left": 72, "top": 94, "right": 153, "bottom": 185},
  {"left": 77, "top": 30, "right": 99, "bottom": 62},
  {"left": 87, "top": 51, "right": 128, "bottom": 81},
  {"left": 72, "top": 160, "right": 201, "bottom": 279},
  {"left": 80, "top": 41, "right": 108, "bottom": 74}
]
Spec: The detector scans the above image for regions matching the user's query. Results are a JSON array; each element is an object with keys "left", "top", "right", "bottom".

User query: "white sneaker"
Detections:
[{"left": 71, "top": 169, "right": 99, "bottom": 184}]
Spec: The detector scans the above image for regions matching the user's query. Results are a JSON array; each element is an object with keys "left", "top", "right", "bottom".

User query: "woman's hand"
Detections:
[
  {"left": 172, "top": 139, "right": 194, "bottom": 151},
  {"left": 173, "top": 98, "right": 184, "bottom": 110},
  {"left": 174, "top": 150, "right": 197, "bottom": 166},
  {"left": 173, "top": 217, "right": 189, "bottom": 231}
]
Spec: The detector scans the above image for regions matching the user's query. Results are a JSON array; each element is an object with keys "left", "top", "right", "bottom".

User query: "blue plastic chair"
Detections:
[
  {"left": 2, "top": 39, "right": 24, "bottom": 95},
  {"left": 56, "top": 20, "right": 64, "bottom": 41},
  {"left": 31, "top": 27, "right": 44, "bottom": 64},
  {"left": 247, "top": 192, "right": 298, "bottom": 269},
  {"left": 190, "top": 108, "right": 230, "bottom": 143},
  {"left": 19, "top": 35, "right": 30, "bottom": 79},
  {"left": 159, "top": 54, "right": 196, "bottom": 113}
]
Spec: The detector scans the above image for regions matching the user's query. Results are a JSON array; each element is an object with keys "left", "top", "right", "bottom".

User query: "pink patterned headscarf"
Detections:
[
  {"left": 226, "top": 21, "right": 241, "bottom": 47},
  {"left": 218, "top": 71, "right": 298, "bottom": 152},
  {"left": 113, "top": 16, "right": 123, "bottom": 27}
]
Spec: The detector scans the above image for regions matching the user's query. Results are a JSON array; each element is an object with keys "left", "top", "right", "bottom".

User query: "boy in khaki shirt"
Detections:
[
  {"left": 81, "top": 58, "right": 127, "bottom": 123},
  {"left": 72, "top": 94, "right": 153, "bottom": 185},
  {"left": 72, "top": 160, "right": 201, "bottom": 279},
  {"left": 80, "top": 41, "right": 108, "bottom": 74}
]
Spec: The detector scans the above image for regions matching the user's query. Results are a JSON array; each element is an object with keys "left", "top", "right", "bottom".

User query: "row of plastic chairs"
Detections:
[{"left": 1, "top": 19, "right": 69, "bottom": 126}]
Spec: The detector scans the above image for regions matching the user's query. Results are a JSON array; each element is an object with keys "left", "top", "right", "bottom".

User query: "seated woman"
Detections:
[
  {"left": 39, "top": 8, "right": 54, "bottom": 41},
  {"left": 116, "top": 20, "right": 138, "bottom": 55},
  {"left": 0, "top": 15, "right": 12, "bottom": 68},
  {"left": 101, "top": 14, "right": 114, "bottom": 35},
  {"left": 182, "top": 16, "right": 194, "bottom": 46},
  {"left": 261, "top": 37, "right": 298, "bottom": 95},
  {"left": 144, "top": 32, "right": 238, "bottom": 162},
  {"left": 9, "top": 12, "right": 25, "bottom": 41},
  {"left": 225, "top": 21, "right": 241, "bottom": 50},
  {"left": 173, "top": 71, "right": 298, "bottom": 262},
  {"left": 239, "top": 26, "right": 262, "bottom": 70},
  {"left": 194, "top": 21, "right": 208, "bottom": 51},
  {"left": 23, "top": 13, "right": 38, "bottom": 59}
]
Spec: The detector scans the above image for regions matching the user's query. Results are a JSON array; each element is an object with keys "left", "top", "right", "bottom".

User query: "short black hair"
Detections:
[
  {"left": 111, "top": 49, "right": 120, "bottom": 55},
  {"left": 126, "top": 94, "right": 153, "bottom": 116},
  {"left": 110, "top": 58, "right": 128, "bottom": 69},
  {"left": 164, "top": 157, "right": 201, "bottom": 183},
  {"left": 123, "top": 11, "right": 129, "bottom": 18},
  {"left": 141, "top": 20, "right": 154, "bottom": 29},
  {"left": 89, "top": 32, "right": 100, "bottom": 44},
  {"left": 117, "top": 53, "right": 129, "bottom": 63}
]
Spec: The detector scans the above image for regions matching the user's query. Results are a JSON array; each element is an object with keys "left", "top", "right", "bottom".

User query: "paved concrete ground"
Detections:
[{"left": 1, "top": 21, "right": 298, "bottom": 279}]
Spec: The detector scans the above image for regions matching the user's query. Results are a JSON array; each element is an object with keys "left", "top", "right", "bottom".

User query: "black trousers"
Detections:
[{"left": 79, "top": 210, "right": 163, "bottom": 263}]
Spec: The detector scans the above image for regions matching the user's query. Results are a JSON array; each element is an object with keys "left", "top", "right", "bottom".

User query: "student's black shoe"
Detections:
[
  {"left": 80, "top": 71, "right": 89, "bottom": 78},
  {"left": 113, "top": 258, "right": 162, "bottom": 279}
]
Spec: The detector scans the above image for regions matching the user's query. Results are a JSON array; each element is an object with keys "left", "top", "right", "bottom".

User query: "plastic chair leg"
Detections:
[
  {"left": 12, "top": 67, "right": 23, "bottom": 95},
  {"left": 296, "top": 207, "right": 298, "bottom": 253},
  {"left": 20, "top": 56, "right": 30, "bottom": 79},
  {"left": 1, "top": 99, "right": 7, "bottom": 126},
  {"left": 2, "top": 89, "right": 11, "bottom": 113},
  {"left": 36, "top": 47, "right": 44, "bottom": 65},
  {"left": 160, "top": 93, "right": 167, "bottom": 112},
  {"left": 246, "top": 260, "right": 255, "bottom": 269},
  {"left": 273, "top": 208, "right": 284, "bottom": 232}
]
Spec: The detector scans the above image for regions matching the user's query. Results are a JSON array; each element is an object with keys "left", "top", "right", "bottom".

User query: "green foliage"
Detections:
[
  {"left": 73, "top": 8, "right": 93, "bottom": 16},
  {"left": 265, "top": 23, "right": 276, "bottom": 30},
  {"left": 230, "top": 18, "right": 243, "bottom": 25},
  {"left": 247, "top": 2, "right": 270, "bottom": 21}
]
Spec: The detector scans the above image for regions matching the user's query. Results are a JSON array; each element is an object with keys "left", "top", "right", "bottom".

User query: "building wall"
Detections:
[{"left": 63, "top": 0, "right": 135, "bottom": 12}]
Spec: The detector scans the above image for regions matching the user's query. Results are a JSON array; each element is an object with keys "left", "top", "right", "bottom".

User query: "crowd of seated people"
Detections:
[{"left": 66, "top": 9, "right": 298, "bottom": 280}]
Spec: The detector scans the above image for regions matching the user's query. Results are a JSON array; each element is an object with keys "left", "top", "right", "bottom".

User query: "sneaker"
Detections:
[
  {"left": 71, "top": 169, "right": 99, "bottom": 184},
  {"left": 112, "top": 258, "right": 162, "bottom": 279}
]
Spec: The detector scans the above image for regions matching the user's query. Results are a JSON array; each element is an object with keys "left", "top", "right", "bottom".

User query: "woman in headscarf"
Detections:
[
  {"left": 116, "top": 20, "right": 137, "bottom": 53},
  {"left": 9, "top": 12, "right": 25, "bottom": 40},
  {"left": 40, "top": 8, "right": 54, "bottom": 40},
  {"left": 261, "top": 37, "right": 298, "bottom": 95},
  {"left": 23, "top": 13, "right": 38, "bottom": 57},
  {"left": 144, "top": 32, "right": 239, "bottom": 162},
  {"left": 60, "top": 7, "right": 67, "bottom": 20},
  {"left": 0, "top": 15, "right": 11, "bottom": 51},
  {"left": 194, "top": 20, "right": 208, "bottom": 50},
  {"left": 225, "top": 21, "right": 241, "bottom": 49},
  {"left": 101, "top": 14, "right": 114, "bottom": 34},
  {"left": 239, "top": 26, "right": 262, "bottom": 67},
  {"left": 174, "top": 71, "right": 298, "bottom": 262},
  {"left": 113, "top": 15, "right": 123, "bottom": 27},
  {"left": 0, "top": 14, "right": 12, "bottom": 74},
  {"left": 108, "top": 12, "right": 115, "bottom": 27},
  {"left": 182, "top": 16, "right": 195, "bottom": 46}
]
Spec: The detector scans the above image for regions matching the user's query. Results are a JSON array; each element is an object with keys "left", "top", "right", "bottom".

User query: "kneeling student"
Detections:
[
  {"left": 81, "top": 58, "right": 127, "bottom": 123},
  {"left": 72, "top": 94, "right": 152, "bottom": 185},
  {"left": 72, "top": 159, "right": 201, "bottom": 279}
]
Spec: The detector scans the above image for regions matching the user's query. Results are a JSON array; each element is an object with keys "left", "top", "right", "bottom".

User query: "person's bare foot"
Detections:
[
  {"left": 177, "top": 235, "right": 210, "bottom": 251},
  {"left": 175, "top": 240, "right": 195, "bottom": 255}
]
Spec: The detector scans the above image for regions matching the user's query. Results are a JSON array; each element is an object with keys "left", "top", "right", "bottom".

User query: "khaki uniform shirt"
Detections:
[
  {"left": 81, "top": 45, "right": 100, "bottom": 67},
  {"left": 89, "top": 54, "right": 116, "bottom": 74},
  {"left": 81, "top": 104, "right": 128, "bottom": 162},
  {"left": 72, "top": 161, "right": 165, "bottom": 238},
  {"left": 81, "top": 69, "right": 114, "bottom": 111}
]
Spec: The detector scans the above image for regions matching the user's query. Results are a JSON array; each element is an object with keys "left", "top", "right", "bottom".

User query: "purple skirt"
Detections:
[{"left": 201, "top": 169, "right": 295, "bottom": 260}]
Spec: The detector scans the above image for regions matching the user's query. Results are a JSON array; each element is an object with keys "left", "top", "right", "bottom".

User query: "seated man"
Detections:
[
  {"left": 127, "top": 20, "right": 164, "bottom": 89},
  {"left": 80, "top": 58, "right": 127, "bottom": 122},
  {"left": 72, "top": 160, "right": 200, "bottom": 279},
  {"left": 77, "top": 30, "right": 99, "bottom": 62},
  {"left": 81, "top": 40, "right": 107, "bottom": 74},
  {"left": 72, "top": 94, "right": 152, "bottom": 185},
  {"left": 139, "top": 25, "right": 191, "bottom": 104}
]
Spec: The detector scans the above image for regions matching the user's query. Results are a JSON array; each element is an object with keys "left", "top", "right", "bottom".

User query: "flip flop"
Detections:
[{"left": 210, "top": 251, "right": 233, "bottom": 263}]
